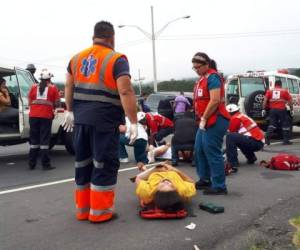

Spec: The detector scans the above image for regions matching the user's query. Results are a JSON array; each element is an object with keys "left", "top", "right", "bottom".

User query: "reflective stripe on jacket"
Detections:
[
  {"left": 71, "top": 44, "right": 125, "bottom": 106},
  {"left": 29, "top": 84, "right": 59, "bottom": 119},
  {"left": 233, "top": 112, "right": 264, "bottom": 141},
  {"left": 193, "top": 69, "right": 230, "bottom": 127}
]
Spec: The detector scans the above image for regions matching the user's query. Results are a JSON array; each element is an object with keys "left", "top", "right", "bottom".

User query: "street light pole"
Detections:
[
  {"left": 118, "top": 6, "right": 190, "bottom": 93},
  {"left": 150, "top": 6, "right": 158, "bottom": 92}
]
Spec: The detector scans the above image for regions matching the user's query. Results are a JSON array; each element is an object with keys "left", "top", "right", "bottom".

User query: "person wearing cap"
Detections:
[
  {"left": 225, "top": 104, "right": 265, "bottom": 172},
  {"left": 26, "top": 63, "right": 39, "bottom": 83},
  {"left": 192, "top": 52, "right": 231, "bottom": 195},
  {"left": 62, "top": 21, "right": 138, "bottom": 223},
  {"left": 28, "top": 69, "right": 60, "bottom": 170}
]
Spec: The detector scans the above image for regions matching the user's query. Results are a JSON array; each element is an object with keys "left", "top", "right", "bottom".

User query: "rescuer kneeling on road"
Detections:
[
  {"left": 63, "top": 21, "right": 137, "bottom": 223},
  {"left": 225, "top": 104, "right": 265, "bottom": 172},
  {"left": 28, "top": 69, "right": 60, "bottom": 170},
  {"left": 263, "top": 79, "right": 293, "bottom": 145}
]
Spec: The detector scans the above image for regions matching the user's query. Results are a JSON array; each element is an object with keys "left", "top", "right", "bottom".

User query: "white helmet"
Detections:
[
  {"left": 226, "top": 104, "right": 239, "bottom": 113},
  {"left": 39, "top": 68, "right": 54, "bottom": 80},
  {"left": 137, "top": 111, "right": 146, "bottom": 122}
]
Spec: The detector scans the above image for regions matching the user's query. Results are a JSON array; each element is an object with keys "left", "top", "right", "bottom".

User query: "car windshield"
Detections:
[
  {"left": 240, "top": 77, "right": 265, "bottom": 97},
  {"left": 227, "top": 79, "right": 239, "bottom": 95}
]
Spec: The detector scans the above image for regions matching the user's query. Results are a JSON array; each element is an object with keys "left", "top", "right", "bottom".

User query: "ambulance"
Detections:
[{"left": 225, "top": 70, "right": 300, "bottom": 130}]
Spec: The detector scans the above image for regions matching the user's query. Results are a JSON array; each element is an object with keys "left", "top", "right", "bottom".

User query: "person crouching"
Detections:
[{"left": 225, "top": 104, "right": 265, "bottom": 172}]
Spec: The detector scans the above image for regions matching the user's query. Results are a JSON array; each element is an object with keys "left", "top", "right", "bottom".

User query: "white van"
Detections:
[
  {"left": 0, "top": 66, "right": 74, "bottom": 154},
  {"left": 225, "top": 70, "right": 300, "bottom": 130}
]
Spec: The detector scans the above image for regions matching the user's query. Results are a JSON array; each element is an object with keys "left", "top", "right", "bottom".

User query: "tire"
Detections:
[
  {"left": 64, "top": 131, "right": 75, "bottom": 155},
  {"left": 244, "top": 90, "right": 265, "bottom": 119}
]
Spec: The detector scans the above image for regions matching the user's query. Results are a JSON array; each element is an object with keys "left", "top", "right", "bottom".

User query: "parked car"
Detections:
[
  {"left": 0, "top": 66, "right": 74, "bottom": 154},
  {"left": 145, "top": 92, "right": 193, "bottom": 120},
  {"left": 225, "top": 70, "right": 300, "bottom": 130}
]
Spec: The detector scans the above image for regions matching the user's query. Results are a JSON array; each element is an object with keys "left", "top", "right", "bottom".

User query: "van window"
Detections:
[
  {"left": 3, "top": 74, "right": 19, "bottom": 95},
  {"left": 291, "top": 79, "right": 299, "bottom": 94},
  {"left": 275, "top": 77, "right": 288, "bottom": 89},
  {"left": 227, "top": 79, "right": 239, "bottom": 95},
  {"left": 240, "top": 77, "right": 265, "bottom": 97}
]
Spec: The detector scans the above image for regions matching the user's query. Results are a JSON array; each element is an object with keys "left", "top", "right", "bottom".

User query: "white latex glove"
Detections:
[
  {"left": 261, "top": 110, "right": 266, "bottom": 117},
  {"left": 62, "top": 111, "right": 74, "bottom": 133},
  {"left": 199, "top": 118, "right": 207, "bottom": 130},
  {"left": 129, "top": 123, "right": 138, "bottom": 145}
]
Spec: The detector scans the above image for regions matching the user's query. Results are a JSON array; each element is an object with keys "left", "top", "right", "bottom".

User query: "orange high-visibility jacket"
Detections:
[{"left": 70, "top": 44, "right": 126, "bottom": 106}]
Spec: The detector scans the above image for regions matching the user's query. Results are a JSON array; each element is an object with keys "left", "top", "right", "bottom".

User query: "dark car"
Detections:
[{"left": 145, "top": 92, "right": 193, "bottom": 120}]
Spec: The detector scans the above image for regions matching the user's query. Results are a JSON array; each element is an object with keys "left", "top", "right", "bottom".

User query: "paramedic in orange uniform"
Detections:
[{"left": 63, "top": 21, "right": 138, "bottom": 223}]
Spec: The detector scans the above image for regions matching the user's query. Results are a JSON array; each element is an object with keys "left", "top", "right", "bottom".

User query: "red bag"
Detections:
[{"left": 260, "top": 154, "right": 300, "bottom": 171}]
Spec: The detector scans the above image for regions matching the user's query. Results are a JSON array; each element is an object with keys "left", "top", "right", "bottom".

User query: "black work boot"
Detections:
[
  {"left": 42, "top": 163, "right": 56, "bottom": 170},
  {"left": 203, "top": 187, "right": 228, "bottom": 195},
  {"left": 247, "top": 156, "right": 257, "bottom": 164},
  {"left": 195, "top": 179, "right": 211, "bottom": 190},
  {"left": 28, "top": 162, "right": 36, "bottom": 170}
]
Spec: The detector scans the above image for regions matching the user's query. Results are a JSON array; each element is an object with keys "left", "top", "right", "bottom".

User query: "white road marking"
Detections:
[
  {"left": 1, "top": 139, "right": 300, "bottom": 196},
  {"left": 0, "top": 166, "right": 138, "bottom": 195}
]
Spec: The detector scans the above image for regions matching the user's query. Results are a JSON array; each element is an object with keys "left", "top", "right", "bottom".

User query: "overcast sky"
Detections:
[{"left": 1, "top": 0, "right": 300, "bottom": 83}]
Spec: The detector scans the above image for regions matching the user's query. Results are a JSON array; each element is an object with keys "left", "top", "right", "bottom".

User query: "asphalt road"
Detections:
[{"left": 1, "top": 135, "right": 300, "bottom": 250}]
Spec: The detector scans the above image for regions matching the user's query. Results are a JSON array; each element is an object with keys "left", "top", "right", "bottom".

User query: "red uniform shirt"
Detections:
[
  {"left": 29, "top": 84, "right": 60, "bottom": 119},
  {"left": 145, "top": 113, "right": 173, "bottom": 134},
  {"left": 265, "top": 87, "right": 291, "bottom": 110},
  {"left": 229, "top": 112, "right": 264, "bottom": 141}
]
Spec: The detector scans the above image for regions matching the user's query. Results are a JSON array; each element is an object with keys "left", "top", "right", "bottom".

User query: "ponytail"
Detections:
[{"left": 39, "top": 79, "right": 48, "bottom": 95}]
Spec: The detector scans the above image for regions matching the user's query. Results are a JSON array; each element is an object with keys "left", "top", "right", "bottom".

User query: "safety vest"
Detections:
[
  {"left": 193, "top": 69, "right": 230, "bottom": 127},
  {"left": 70, "top": 43, "right": 125, "bottom": 107},
  {"left": 267, "top": 88, "right": 290, "bottom": 110},
  {"left": 145, "top": 113, "right": 173, "bottom": 134},
  {"left": 29, "top": 83, "right": 59, "bottom": 119},
  {"left": 233, "top": 113, "right": 264, "bottom": 141}
]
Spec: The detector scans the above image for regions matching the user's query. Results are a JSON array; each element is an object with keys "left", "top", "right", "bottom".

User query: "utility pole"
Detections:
[{"left": 134, "top": 69, "right": 145, "bottom": 95}]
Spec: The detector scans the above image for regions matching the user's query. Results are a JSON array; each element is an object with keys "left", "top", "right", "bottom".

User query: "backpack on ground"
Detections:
[{"left": 260, "top": 153, "right": 300, "bottom": 171}]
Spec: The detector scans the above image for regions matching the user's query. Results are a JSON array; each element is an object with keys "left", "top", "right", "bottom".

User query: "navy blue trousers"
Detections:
[
  {"left": 29, "top": 117, "right": 52, "bottom": 166},
  {"left": 74, "top": 124, "right": 120, "bottom": 187},
  {"left": 226, "top": 133, "right": 264, "bottom": 165}
]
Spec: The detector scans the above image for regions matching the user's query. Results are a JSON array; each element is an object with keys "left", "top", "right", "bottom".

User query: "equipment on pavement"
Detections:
[{"left": 260, "top": 153, "right": 300, "bottom": 171}]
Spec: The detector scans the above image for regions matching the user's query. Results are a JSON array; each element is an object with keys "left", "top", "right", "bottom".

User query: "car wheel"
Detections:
[
  {"left": 244, "top": 90, "right": 265, "bottom": 119},
  {"left": 64, "top": 131, "right": 75, "bottom": 155}
]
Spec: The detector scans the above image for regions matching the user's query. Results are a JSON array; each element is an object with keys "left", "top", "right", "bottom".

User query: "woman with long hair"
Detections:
[{"left": 192, "top": 52, "right": 230, "bottom": 195}]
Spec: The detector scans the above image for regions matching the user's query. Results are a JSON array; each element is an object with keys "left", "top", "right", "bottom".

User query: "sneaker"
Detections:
[
  {"left": 147, "top": 146, "right": 155, "bottom": 163},
  {"left": 203, "top": 187, "right": 228, "bottom": 195},
  {"left": 247, "top": 156, "right": 257, "bottom": 164},
  {"left": 195, "top": 179, "right": 211, "bottom": 190},
  {"left": 119, "top": 158, "right": 129, "bottom": 163}
]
